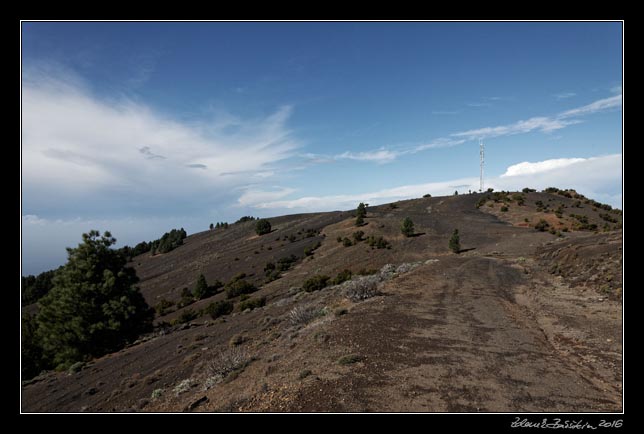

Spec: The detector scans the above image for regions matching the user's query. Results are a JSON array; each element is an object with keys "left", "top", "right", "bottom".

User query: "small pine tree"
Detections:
[
  {"left": 255, "top": 219, "right": 272, "bottom": 235},
  {"left": 401, "top": 217, "right": 414, "bottom": 237},
  {"left": 193, "top": 274, "right": 209, "bottom": 300},
  {"left": 209, "top": 223, "right": 214, "bottom": 230},
  {"left": 454, "top": 190, "right": 459, "bottom": 196},
  {"left": 356, "top": 202, "right": 367, "bottom": 219},
  {"left": 449, "top": 229, "right": 461, "bottom": 253},
  {"left": 355, "top": 215, "right": 364, "bottom": 227}
]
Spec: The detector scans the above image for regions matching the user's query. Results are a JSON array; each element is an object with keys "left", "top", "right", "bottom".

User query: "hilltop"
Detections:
[{"left": 21, "top": 189, "right": 622, "bottom": 412}]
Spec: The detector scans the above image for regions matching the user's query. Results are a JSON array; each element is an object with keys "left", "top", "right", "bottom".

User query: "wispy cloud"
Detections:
[
  {"left": 335, "top": 149, "right": 399, "bottom": 164},
  {"left": 554, "top": 92, "right": 576, "bottom": 100},
  {"left": 466, "top": 102, "right": 492, "bottom": 108},
  {"left": 22, "top": 68, "right": 299, "bottom": 212},
  {"left": 558, "top": 94, "right": 622, "bottom": 118},
  {"left": 246, "top": 154, "right": 621, "bottom": 211},
  {"left": 611, "top": 85, "right": 622, "bottom": 94},
  {"left": 452, "top": 117, "right": 581, "bottom": 140},
  {"left": 237, "top": 187, "right": 297, "bottom": 207},
  {"left": 329, "top": 93, "right": 621, "bottom": 165}
]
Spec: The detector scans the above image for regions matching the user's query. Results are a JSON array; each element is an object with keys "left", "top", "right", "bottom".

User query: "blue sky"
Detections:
[{"left": 21, "top": 21, "right": 623, "bottom": 274}]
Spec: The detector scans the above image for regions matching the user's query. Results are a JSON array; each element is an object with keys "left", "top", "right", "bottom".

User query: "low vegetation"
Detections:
[
  {"left": 255, "top": 219, "right": 272, "bottom": 236},
  {"left": 204, "top": 300, "right": 234, "bottom": 320},
  {"left": 239, "top": 296, "right": 266, "bottom": 311},
  {"left": 449, "top": 229, "right": 461, "bottom": 253},
  {"left": 207, "top": 347, "right": 250, "bottom": 380},
  {"left": 401, "top": 217, "right": 414, "bottom": 237},
  {"left": 303, "top": 275, "right": 330, "bottom": 292},
  {"left": 225, "top": 274, "right": 258, "bottom": 299},
  {"left": 366, "top": 235, "right": 391, "bottom": 249},
  {"left": 288, "top": 305, "right": 324, "bottom": 326}
]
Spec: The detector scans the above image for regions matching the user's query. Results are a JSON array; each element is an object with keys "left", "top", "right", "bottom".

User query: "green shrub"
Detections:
[
  {"left": 423, "top": 194, "right": 431, "bottom": 198},
  {"left": 304, "top": 241, "right": 321, "bottom": 256},
  {"left": 225, "top": 279, "right": 257, "bottom": 299},
  {"left": 177, "top": 287, "right": 194, "bottom": 308},
  {"left": 154, "top": 298, "right": 175, "bottom": 316},
  {"left": 255, "top": 219, "right": 272, "bottom": 236},
  {"left": 366, "top": 236, "right": 390, "bottom": 249},
  {"left": 177, "top": 309, "right": 198, "bottom": 324},
  {"left": 535, "top": 219, "right": 550, "bottom": 232},
  {"left": 337, "top": 354, "right": 362, "bottom": 365},
  {"left": 332, "top": 269, "right": 353, "bottom": 285},
  {"left": 239, "top": 297, "right": 266, "bottom": 311},
  {"left": 500, "top": 205, "right": 509, "bottom": 212},
  {"left": 352, "top": 231, "right": 365, "bottom": 242},
  {"left": 401, "top": 217, "right": 414, "bottom": 237},
  {"left": 204, "top": 300, "right": 234, "bottom": 319},
  {"left": 522, "top": 187, "right": 536, "bottom": 193},
  {"left": 336, "top": 236, "right": 343, "bottom": 243},
  {"left": 193, "top": 274, "right": 209, "bottom": 300},
  {"left": 342, "top": 237, "right": 353, "bottom": 247},
  {"left": 303, "top": 275, "right": 330, "bottom": 292},
  {"left": 449, "top": 229, "right": 461, "bottom": 253},
  {"left": 355, "top": 215, "right": 364, "bottom": 227}
]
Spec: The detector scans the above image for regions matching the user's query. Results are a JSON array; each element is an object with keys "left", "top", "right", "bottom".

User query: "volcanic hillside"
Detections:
[{"left": 21, "top": 189, "right": 623, "bottom": 412}]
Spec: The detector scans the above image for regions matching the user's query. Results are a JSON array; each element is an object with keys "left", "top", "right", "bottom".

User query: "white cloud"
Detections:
[
  {"left": 611, "top": 85, "right": 622, "bottom": 94},
  {"left": 501, "top": 157, "right": 586, "bottom": 177},
  {"left": 249, "top": 154, "right": 622, "bottom": 211},
  {"left": 237, "top": 187, "right": 297, "bottom": 207},
  {"left": 558, "top": 94, "right": 622, "bottom": 119},
  {"left": 22, "top": 70, "right": 299, "bottom": 203},
  {"left": 452, "top": 117, "right": 580, "bottom": 140},
  {"left": 335, "top": 149, "right": 399, "bottom": 164},
  {"left": 555, "top": 92, "right": 576, "bottom": 99},
  {"left": 22, "top": 214, "right": 47, "bottom": 225}
]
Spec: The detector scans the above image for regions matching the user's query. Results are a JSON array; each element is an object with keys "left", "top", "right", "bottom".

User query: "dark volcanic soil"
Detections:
[{"left": 21, "top": 192, "right": 622, "bottom": 413}]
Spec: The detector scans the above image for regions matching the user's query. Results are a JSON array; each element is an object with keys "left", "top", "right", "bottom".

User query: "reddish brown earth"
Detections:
[{"left": 21, "top": 192, "right": 622, "bottom": 412}]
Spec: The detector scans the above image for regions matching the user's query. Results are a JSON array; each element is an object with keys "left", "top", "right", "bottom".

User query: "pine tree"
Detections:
[
  {"left": 356, "top": 202, "right": 367, "bottom": 219},
  {"left": 401, "top": 217, "right": 415, "bottom": 237},
  {"left": 449, "top": 229, "right": 461, "bottom": 253},
  {"left": 36, "top": 230, "right": 153, "bottom": 369},
  {"left": 255, "top": 219, "right": 272, "bottom": 235},
  {"left": 209, "top": 223, "right": 214, "bottom": 230},
  {"left": 193, "top": 274, "right": 209, "bottom": 300}
]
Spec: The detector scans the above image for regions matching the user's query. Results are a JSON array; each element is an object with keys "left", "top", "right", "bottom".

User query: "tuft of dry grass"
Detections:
[
  {"left": 288, "top": 305, "right": 323, "bottom": 326},
  {"left": 207, "top": 346, "right": 250, "bottom": 380}
]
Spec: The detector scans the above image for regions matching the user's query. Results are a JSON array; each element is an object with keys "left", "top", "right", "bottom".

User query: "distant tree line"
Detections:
[{"left": 118, "top": 228, "right": 187, "bottom": 259}]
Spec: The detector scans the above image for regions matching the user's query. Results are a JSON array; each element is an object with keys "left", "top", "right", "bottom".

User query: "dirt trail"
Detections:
[{"left": 286, "top": 256, "right": 621, "bottom": 412}]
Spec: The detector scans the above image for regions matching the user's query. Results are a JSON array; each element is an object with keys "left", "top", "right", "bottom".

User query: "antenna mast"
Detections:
[{"left": 479, "top": 139, "right": 485, "bottom": 192}]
